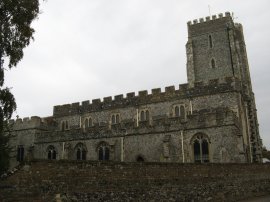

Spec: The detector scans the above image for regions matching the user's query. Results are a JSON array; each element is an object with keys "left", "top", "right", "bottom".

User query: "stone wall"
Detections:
[{"left": 1, "top": 160, "right": 270, "bottom": 201}]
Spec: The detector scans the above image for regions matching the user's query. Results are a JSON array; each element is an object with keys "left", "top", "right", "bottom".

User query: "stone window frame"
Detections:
[
  {"left": 172, "top": 104, "right": 186, "bottom": 119},
  {"left": 74, "top": 142, "right": 87, "bottom": 160},
  {"left": 97, "top": 141, "right": 110, "bottom": 161},
  {"left": 61, "top": 120, "right": 69, "bottom": 131},
  {"left": 47, "top": 145, "right": 57, "bottom": 160},
  {"left": 83, "top": 116, "right": 93, "bottom": 129},
  {"left": 111, "top": 113, "right": 120, "bottom": 125},
  {"left": 17, "top": 145, "right": 24, "bottom": 162},
  {"left": 190, "top": 133, "right": 211, "bottom": 163},
  {"left": 139, "top": 109, "right": 150, "bottom": 122}
]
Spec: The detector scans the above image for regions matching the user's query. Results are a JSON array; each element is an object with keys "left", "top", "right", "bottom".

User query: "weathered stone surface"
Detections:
[{"left": 1, "top": 161, "right": 270, "bottom": 202}]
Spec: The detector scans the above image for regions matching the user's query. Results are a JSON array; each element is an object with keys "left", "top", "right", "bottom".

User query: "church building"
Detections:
[{"left": 8, "top": 12, "right": 262, "bottom": 168}]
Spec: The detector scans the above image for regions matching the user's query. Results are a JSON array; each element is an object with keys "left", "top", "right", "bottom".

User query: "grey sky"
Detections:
[{"left": 4, "top": 0, "right": 270, "bottom": 148}]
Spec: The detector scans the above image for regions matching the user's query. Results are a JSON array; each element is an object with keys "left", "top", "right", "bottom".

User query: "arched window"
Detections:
[
  {"left": 112, "top": 114, "right": 116, "bottom": 124},
  {"left": 47, "top": 145, "right": 57, "bottom": 160},
  {"left": 211, "top": 58, "right": 216, "bottom": 69},
  {"left": 180, "top": 105, "right": 185, "bottom": 119},
  {"left": 209, "top": 35, "right": 213, "bottom": 48},
  {"left": 192, "top": 134, "right": 210, "bottom": 163},
  {"left": 89, "top": 118, "right": 93, "bottom": 127},
  {"left": 116, "top": 114, "right": 120, "bottom": 124},
  {"left": 175, "top": 106, "right": 180, "bottom": 117},
  {"left": 98, "top": 142, "right": 110, "bottom": 161},
  {"left": 75, "top": 143, "right": 87, "bottom": 160},
  {"left": 61, "top": 122, "right": 65, "bottom": 131},
  {"left": 84, "top": 118, "right": 89, "bottom": 128},
  {"left": 17, "top": 145, "right": 24, "bottom": 162},
  {"left": 140, "top": 111, "right": 145, "bottom": 121}
]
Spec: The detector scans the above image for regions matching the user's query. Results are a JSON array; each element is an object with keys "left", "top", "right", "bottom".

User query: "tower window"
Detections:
[
  {"left": 192, "top": 134, "right": 210, "bottom": 163},
  {"left": 211, "top": 58, "right": 216, "bottom": 68},
  {"left": 209, "top": 35, "right": 213, "bottom": 48},
  {"left": 61, "top": 121, "right": 65, "bottom": 131},
  {"left": 173, "top": 105, "right": 185, "bottom": 119}
]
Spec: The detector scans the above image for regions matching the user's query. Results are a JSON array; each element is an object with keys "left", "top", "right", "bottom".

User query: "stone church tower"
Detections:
[
  {"left": 7, "top": 12, "right": 262, "bottom": 167},
  {"left": 186, "top": 12, "right": 262, "bottom": 162}
]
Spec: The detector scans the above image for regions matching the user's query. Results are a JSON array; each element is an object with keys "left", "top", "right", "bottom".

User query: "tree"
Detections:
[{"left": 0, "top": 0, "right": 40, "bottom": 175}]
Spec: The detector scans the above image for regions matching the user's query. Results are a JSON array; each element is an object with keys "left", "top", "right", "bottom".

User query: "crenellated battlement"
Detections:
[
  {"left": 187, "top": 12, "right": 231, "bottom": 26},
  {"left": 8, "top": 116, "right": 53, "bottom": 130},
  {"left": 53, "top": 77, "right": 240, "bottom": 117},
  {"left": 9, "top": 116, "right": 41, "bottom": 125}
]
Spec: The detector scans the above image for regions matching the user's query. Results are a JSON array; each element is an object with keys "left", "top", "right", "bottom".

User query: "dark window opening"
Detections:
[
  {"left": 175, "top": 106, "right": 180, "bottom": 117},
  {"left": 180, "top": 105, "right": 185, "bottom": 119},
  {"left": 193, "top": 135, "right": 209, "bottom": 163},
  {"left": 209, "top": 35, "right": 213, "bottom": 48},
  {"left": 76, "top": 148, "right": 87, "bottom": 160},
  {"left": 61, "top": 122, "right": 65, "bottom": 131},
  {"left": 65, "top": 121, "right": 68, "bottom": 129},
  {"left": 52, "top": 150, "right": 56, "bottom": 159},
  {"left": 76, "top": 144, "right": 87, "bottom": 160},
  {"left": 17, "top": 146, "right": 24, "bottom": 162},
  {"left": 211, "top": 59, "right": 216, "bottom": 68},
  {"left": 82, "top": 150, "right": 86, "bottom": 160},
  {"left": 202, "top": 140, "right": 209, "bottom": 162},
  {"left": 98, "top": 146, "right": 110, "bottom": 161},
  {"left": 112, "top": 115, "right": 116, "bottom": 124},
  {"left": 89, "top": 118, "right": 92, "bottom": 127},
  {"left": 136, "top": 156, "right": 144, "bottom": 162},
  {"left": 116, "top": 114, "right": 120, "bottom": 123},
  {"left": 48, "top": 146, "right": 57, "bottom": 160},
  {"left": 99, "top": 147, "right": 103, "bottom": 160},
  {"left": 105, "top": 147, "right": 110, "bottom": 160},
  {"left": 145, "top": 110, "right": 149, "bottom": 121},
  {"left": 84, "top": 118, "right": 89, "bottom": 128},
  {"left": 194, "top": 140, "right": 201, "bottom": 163},
  {"left": 140, "top": 111, "right": 145, "bottom": 121}
]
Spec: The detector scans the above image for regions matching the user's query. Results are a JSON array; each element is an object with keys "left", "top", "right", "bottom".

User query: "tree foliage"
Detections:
[{"left": 0, "top": 0, "right": 40, "bottom": 174}]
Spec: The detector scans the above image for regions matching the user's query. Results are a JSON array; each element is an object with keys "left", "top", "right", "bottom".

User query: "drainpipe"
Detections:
[
  {"left": 189, "top": 100, "right": 193, "bottom": 115},
  {"left": 62, "top": 142, "right": 65, "bottom": 159},
  {"left": 121, "top": 137, "right": 124, "bottom": 162},
  {"left": 181, "top": 130, "right": 185, "bottom": 163},
  {"left": 136, "top": 109, "right": 139, "bottom": 127}
]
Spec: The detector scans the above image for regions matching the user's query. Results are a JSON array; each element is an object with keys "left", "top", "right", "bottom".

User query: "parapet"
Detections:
[
  {"left": 53, "top": 77, "right": 240, "bottom": 117},
  {"left": 187, "top": 12, "right": 231, "bottom": 26},
  {"left": 187, "top": 12, "right": 233, "bottom": 36},
  {"left": 8, "top": 116, "right": 46, "bottom": 130}
]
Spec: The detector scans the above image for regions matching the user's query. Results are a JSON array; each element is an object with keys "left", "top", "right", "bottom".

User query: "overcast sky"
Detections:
[{"left": 4, "top": 0, "right": 270, "bottom": 148}]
